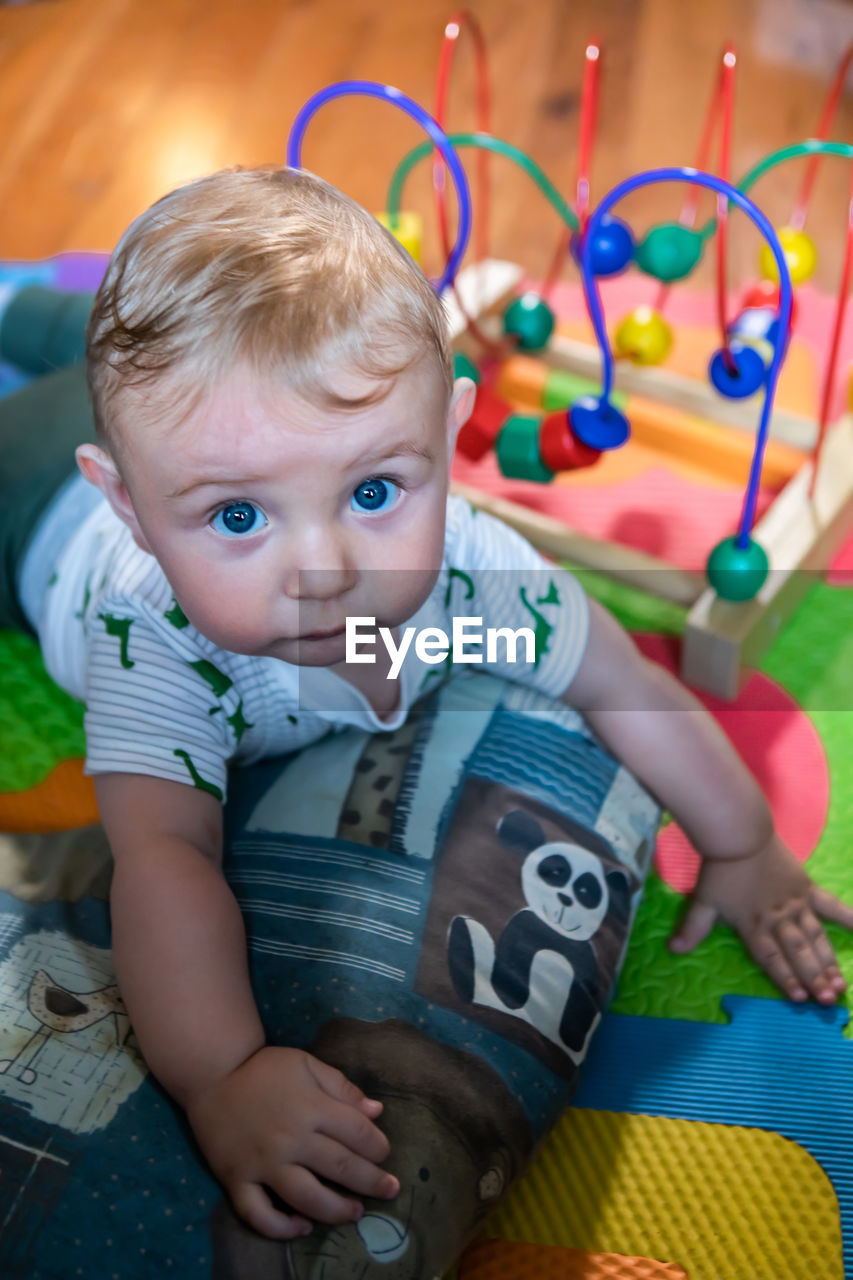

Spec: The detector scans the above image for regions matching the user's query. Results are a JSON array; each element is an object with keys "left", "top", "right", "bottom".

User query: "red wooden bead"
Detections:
[
  {"left": 456, "top": 384, "right": 513, "bottom": 461},
  {"left": 538, "top": 410, "right": 602, "bottom": 472}
]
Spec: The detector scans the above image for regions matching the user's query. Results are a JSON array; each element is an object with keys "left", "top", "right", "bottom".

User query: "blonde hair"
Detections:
[{"left": 87, "top": 166, "right": 453, "bottom": 447}]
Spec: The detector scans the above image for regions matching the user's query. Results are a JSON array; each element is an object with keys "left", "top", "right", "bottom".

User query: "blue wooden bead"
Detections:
[
  {"left": 708, "top": 344, "right": 766, "bottom": 399},
  {"left": 569, "top": 396, "right": 631, "bottom": 450},
  {"left": 571, "top": 215, "right": 635, "bottom": 277}
]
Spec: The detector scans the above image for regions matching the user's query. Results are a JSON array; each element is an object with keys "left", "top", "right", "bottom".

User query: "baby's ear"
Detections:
[
  {"left": 75, "top": 443, "right": 153, "bottom": 555},
  {"left": 446, "top": 376, "right": 477, "bottom": 449}
]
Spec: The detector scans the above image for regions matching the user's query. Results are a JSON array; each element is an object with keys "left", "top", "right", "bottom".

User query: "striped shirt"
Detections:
[{"left": 37, "top": 494, "right": 589, "bottom": 802}]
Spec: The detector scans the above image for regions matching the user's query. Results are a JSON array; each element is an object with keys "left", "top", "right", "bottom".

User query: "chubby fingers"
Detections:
[
  {"left": 745, "top": 922, "right": 807, "bottom": 1001},
  {"left": 309, "top": 1057, "right": 385, "bottom": 1120},
  {"left": 305, "top": 1133, "right": 399, "bottom": 1201},
  {"left": 748, "top": 911, "right": 844, "bottom": 1004},
  {"left": 797, "top": 906, "right": 847, "bottom": 998},
  {"left": 231, "top": 1182, "right": 313, "bottom": 1241},
  {"left": 230, "top": 1138, "right": 399, "bottom": 1242},
  {"left": 668, "top": 900, "right": 717, "bottom": 954},
  {"left": 316, "top": 1092, "right": 394, "bottom": 1173},
  {"left": 811, "top": 885, "right": 853, "bottom": 933},
  {"left": 266, "top": 1156, "right": 396, "bottom": 1230}
]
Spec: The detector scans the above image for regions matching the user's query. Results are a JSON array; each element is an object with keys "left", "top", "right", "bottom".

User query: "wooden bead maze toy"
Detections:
[{"left": 375, "top": 24, "right": 853, "bottom": 701}]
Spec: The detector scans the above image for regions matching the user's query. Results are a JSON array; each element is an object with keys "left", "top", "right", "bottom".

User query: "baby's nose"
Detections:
[
  {"left": 293, "top": 566, "right": 356, "bottom": 601},
  {"left": 282, "top": 523, "right": 357, "bottom": 600}
]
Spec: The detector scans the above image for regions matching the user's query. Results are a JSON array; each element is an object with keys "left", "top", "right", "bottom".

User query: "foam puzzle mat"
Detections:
[{"left": 1, "top": 254, "right": 852, "bottom": 1278}]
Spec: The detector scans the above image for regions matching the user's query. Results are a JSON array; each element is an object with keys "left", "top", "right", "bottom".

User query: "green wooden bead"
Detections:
[
  {"left": 495, "top": 414, "right": 555, "bottom": 482},
  {"left": 503, "top": 292, "right": 555, "bottom": 351},
  {"left": 634, "top": 222, "right": 704, "bottom": 283},
  {"left": 453, "top": 351, "right": 481, "bottom": 384},
  {"left": 706, "top": 536, "right": 769, "bottom": 601}
]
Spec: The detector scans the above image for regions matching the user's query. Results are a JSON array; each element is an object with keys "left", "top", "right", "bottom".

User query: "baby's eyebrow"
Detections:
[
  {"left": 166, "top": 475, "right": 265, "bottom": 500},
  {"left": 359, "top": 438, "right": 436, "bottom": 466}
]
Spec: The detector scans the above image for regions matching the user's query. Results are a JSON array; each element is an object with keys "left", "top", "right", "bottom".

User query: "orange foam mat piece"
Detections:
[
  {"left": 459, "top": 1238, "right": 687, "bottom": 1279},
  {"left": 0, "top": 757, "right": 97, "bottom": 832},
  {"left": 480, "top": 1110, "right": 843, "bottom": 1280}
]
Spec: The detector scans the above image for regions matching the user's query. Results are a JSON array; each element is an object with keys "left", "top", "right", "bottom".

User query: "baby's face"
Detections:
[{"left": 111, "top": 359, "right": 470, "bottom": 667}]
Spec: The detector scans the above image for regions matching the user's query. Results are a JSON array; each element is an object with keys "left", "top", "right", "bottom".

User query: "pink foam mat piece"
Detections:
[{"left": 635, "top": 635, "right": 829, "bottom": 893}]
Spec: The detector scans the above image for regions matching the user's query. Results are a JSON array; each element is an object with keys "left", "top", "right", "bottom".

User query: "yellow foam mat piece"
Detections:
[
  {"left": 480, "top": 1110, "right": 843, "bottom": 1280},
  {"left": 460, "top": 1238, "right": 687, "bottom": 1278}
]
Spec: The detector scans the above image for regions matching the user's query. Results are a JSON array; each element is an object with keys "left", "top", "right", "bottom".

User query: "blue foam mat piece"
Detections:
[{"left": 576, "top": 995, "right": 853, "bottom": 1273}]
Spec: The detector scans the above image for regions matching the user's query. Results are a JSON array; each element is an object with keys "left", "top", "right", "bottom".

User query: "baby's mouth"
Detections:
[{"left": 295, "top": 626, "right": 347, "bottom": 641}]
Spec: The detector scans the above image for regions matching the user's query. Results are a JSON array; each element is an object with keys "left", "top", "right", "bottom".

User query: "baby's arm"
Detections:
[
  {"left": 563, "top": 598, "right": 853, "bottom": 1002},
  {"left": 95, "top": 772, "right": 398, "bottom": 1238}
]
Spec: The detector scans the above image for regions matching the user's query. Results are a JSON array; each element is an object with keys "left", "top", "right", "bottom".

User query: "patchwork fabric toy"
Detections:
[{"left": 0, "top": 670, "right": 658, "bottom": 1279}]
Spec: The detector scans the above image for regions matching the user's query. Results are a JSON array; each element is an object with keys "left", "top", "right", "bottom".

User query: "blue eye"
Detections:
[
  {"left": 211, "top": 502, "right": 267, "bottom": 537},
  {"left": 351, "top": 477, "right": 400, "bottom": 514}
]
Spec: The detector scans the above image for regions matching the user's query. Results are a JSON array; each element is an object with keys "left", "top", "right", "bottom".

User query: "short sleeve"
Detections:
[
  {"left": 441, "top": 496, "right": 590, "bottom": 696},
  {"left": 83, "top": 604, "right": 241, "bottom": 802}
]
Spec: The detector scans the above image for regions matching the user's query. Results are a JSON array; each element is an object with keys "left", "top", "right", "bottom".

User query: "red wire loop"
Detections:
[
  {"left": 575, "top": 40, "right": 601, "bottom": 233},
  {"left": 790, "top": 40, "right": 853, "bottom": 489},
  {"left": 809, "top": 162, "right": 853, "bottom": 497},
  {"left": 542, "top": 39, "right": 601, "bottom": 301},
  {"left": 432, "top": 11, "right": 506, "bottom": 354},
  {"left": 656, "top": 43, "right": 736, "bottom": 368},
  {"left": 433, "top": 10, "right": 492, "bottom": 265},
  {"left": 791, "top": 42, "right": 853, "bottom": 231}
]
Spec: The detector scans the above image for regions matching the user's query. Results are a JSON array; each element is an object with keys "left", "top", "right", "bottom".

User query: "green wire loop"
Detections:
[
  {"left": 697, "top": 138, "right": 853, "bottom": 239},
  {"left": 386, "top": 130, "right": 579, "bottom": 236},
  {"left": 740, "top": 138, "right": 853, "bottom": 193},
  {"left": 386, "top": 135, "right": 853, "bottom": 278}
]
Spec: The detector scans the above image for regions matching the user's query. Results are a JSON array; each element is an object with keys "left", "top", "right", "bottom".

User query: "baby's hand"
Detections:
[
  {"left": 669, "top": 833, "right": 853, "bottom": 1004},
  {"left": 184, "top": 1045, "right": 399, "bottom": 1239}
]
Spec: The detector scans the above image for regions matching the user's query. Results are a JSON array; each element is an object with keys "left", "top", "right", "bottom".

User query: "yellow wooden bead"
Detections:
[
  {"left": 759, "top": 226, "right": 816, "bottom": 286},
  {"left": 375, "top": 210, "right": 422, "bottom": 264},
  {"left": 613, "top": 306, "right": 673, "bottom": 365}
]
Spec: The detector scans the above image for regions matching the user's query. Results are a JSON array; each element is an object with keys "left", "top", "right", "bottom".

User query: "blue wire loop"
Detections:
[
  {"left": 577, "top": 167, "right": 793, "bottom": 548},
  {"left": 286, "top": 80, "right": 472, "bottom": 296}
]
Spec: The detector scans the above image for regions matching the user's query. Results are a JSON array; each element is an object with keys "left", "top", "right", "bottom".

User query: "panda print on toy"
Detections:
[{"left": 447, "top": 808, "right": 633, "bottom": 1063}]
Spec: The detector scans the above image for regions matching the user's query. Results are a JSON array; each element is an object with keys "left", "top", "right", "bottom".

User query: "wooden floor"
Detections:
[{"left": 0, "top": 0, "right": 851, "bottom": 294}]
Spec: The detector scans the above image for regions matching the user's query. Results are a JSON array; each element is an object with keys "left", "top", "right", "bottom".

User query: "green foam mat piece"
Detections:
[
  {"left": 569, "top": 564, "right": 687, "bottom": 636},
  {"left": 0, "top": 627, "right": 85, "bottom": 792},
  {"left": 612, "top": 577, "right": 853, "bottom": 1030}
]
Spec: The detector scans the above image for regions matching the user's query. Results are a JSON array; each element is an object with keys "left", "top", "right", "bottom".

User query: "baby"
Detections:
[{"left": 0, "top": 165, "right": 850, "bottom": 1242}]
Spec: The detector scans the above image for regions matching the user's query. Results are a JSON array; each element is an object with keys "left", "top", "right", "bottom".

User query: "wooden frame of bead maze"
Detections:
[{"left": 446, "top": 258, "right": 853, "bottom": 702}]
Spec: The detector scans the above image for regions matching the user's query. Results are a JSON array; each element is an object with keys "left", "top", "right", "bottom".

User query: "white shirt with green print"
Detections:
[{"left": 37, "top": 494, "right": 589, "bottom": 802}]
